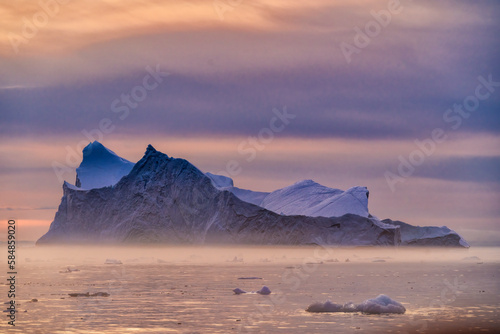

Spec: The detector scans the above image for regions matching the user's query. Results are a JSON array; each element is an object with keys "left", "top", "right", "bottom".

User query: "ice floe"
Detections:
[{"left": 306, "top": 294, "right": 405, "bottom": 314}]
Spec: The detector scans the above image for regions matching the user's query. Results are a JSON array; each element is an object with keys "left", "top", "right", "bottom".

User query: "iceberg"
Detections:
[{"left": 36, "top": 141, "right": 467, "bottom": 247}]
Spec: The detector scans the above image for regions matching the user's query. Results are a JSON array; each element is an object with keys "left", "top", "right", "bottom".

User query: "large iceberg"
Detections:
[
  {"left": 36, "top": 141, "right": 468, "bottom": 247},
  {"left": 37, "top": 143, "right": 399, "bottom": 245}
]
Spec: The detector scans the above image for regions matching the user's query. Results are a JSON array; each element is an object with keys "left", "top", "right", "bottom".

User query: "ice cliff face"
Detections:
[
  {"left": 382, "top": 219, "right": 469, "bottom": 247},
  {"left": 37, "top": 144, "right": 400, "bottom": 246}
]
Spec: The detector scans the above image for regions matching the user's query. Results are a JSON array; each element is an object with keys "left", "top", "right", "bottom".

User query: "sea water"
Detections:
[{"left": 1, "top": 245, "right": 499, "bottom": 333}]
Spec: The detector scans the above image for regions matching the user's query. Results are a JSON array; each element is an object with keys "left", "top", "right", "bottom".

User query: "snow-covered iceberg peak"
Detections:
[
  {"left": 75, "top": 141, "right": 135, "bottom": 190},
  {"left": 261, "top": 179, "right": 370, "bottom": 218}
]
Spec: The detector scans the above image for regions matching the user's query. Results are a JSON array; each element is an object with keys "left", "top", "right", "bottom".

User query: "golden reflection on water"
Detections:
[{"left": 1, "top": 246, "right": 499, "bottom": 333}]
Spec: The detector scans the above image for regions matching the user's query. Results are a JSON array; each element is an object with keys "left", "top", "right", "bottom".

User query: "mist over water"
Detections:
[{"left": 2, "top": 245, "right": 499, "bottom": 333}]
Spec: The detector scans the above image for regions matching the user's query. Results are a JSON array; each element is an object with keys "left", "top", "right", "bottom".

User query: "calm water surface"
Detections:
[{"left": 1, "top": 245, "right": 499, "bottom": 333}]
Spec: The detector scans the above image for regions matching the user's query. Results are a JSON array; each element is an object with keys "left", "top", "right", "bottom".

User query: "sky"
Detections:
[{"left": 0, "top": 0, "right": 499, "bottom": 244}]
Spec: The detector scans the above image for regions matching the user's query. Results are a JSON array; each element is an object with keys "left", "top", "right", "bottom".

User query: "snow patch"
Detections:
[{"left": 261, "top": 180, "right": 370, "bottom": 218}]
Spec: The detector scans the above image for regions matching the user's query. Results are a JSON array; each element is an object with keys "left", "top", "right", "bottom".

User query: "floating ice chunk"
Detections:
[
  {"left": 306, "top": 295, "right": 405, "bottom": 314},
  {"left": 233, "top": 288, "right": 247, "bottom": 294},
  {"left": 68, "top": 292, "right": 110, "bottom": 297},
  {"left": 238, "top": 277, "right": 262, "bottom": 280},
  {"left": 256, "top": 286, "right": 271, "bottom": 295},
  {"left": 306, "top": 301, "right": 357, "bottom": 313},
  {"left": 306, "top": 300, "right": 344, "bottom": 312},
  {"left": 233, "top": 286, "right": 271, "bottom": 295},
  {"left": 356, "top": 294, "right": 406, "bottom": 314},
  {"left": 59, "top": 266, "right": 80, "bottom": 273},
  {"left": 104, "top": 259, "right": 122, "bottom": 264}
]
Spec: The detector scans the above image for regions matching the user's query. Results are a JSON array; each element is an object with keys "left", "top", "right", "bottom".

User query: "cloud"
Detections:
[
  {"left": 1, "top": 66, "right": 499, "bottom": 141},
  {"left": 417, "top": 156, "right": 500, "bottom": 183}
]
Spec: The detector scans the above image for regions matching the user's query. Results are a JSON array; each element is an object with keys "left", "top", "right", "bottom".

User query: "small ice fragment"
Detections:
[
  {"left": 306, "top": 300, "right": 344, "bottom": 312},
  {"left": 306, "top": 301, "right": 358, "bottom": 313},
  {"left": 256, "top": 286, "right": 271, "bottom": 295},
  {"left": 104, "top": 259, "right": 122, "bottom": 264},
  {"left": 233, "top": 288, "right": 247, "bottom": 294},
  {"left": 356, "top": 294, "right": 406, "bottom": 314},
  {"left": 238, "top": 277, "right": 262, "bottom": 280},
  {"left": 306, "top": 295, "right": 405, "bottom": 314},
  {"left": 68, "top": 292, "right": 110, "bottom": 297}
]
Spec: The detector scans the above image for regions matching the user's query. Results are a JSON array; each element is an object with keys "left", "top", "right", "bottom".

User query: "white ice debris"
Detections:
[
  {"left": 238, "top": 277, "right": 263, "bottom": 280},
  {"left": 306, "top": 295, "right": 405, "bottom": 314},
  {"left": 306, "top": 301, "right": 349, "bottom": 313},
  {"left": 59, "top": 266, "right": 80, "bottom": 273},
  {"left": 356, "top": 294, "right": 406, "bottom": 314},
  {"left": 233, "top": 288, "right": 247, "bottom": 295},
  {"left": 256, "top": 286, "right": 271, "bottom": 295},
  {"left": 104, "top": 258, "right": 122, "bottom": 264},
  {"left": 233, "top": 286, "right": 271, "bottom": 295}
]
